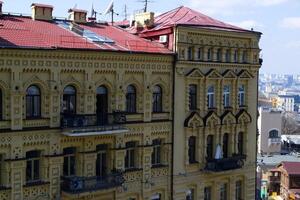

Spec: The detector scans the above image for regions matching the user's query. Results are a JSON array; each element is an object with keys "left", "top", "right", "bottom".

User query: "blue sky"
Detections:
[{"left": 3, "top": 0, "right": 300, "bottom": 74}]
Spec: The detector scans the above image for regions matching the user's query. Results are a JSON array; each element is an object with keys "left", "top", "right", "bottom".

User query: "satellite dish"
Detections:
[{"left": 104, "top": 0, "right": 114, "bottom": 15}]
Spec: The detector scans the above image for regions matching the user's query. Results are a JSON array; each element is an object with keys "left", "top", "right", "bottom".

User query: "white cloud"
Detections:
[
  {"left": 228, "top": 20, "right": 263, "bottom": 30},
  {"left": 280, "top": 17, "right": 300, "bottom": 29},
  {"left": 188, "top": 0, "right": 289, "bottom": 16}
]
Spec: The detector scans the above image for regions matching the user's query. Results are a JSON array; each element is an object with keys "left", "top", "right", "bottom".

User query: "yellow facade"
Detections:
[
  {"left": 0, "top": 49, "right": 173, "bottom": 200},
  {"left": 172, "top": 26, "right": 261, "bottom": 199}
]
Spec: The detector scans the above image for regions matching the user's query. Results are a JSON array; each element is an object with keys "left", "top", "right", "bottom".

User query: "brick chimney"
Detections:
[
  {"left": 68, "top": 8, "right": 87, "bottom": 23},
  {"left": 134, "top": 12, "right": 155, "bottom": 28},
  {"left": 31, "top": 3, "right": 53, "bottom": 21}
]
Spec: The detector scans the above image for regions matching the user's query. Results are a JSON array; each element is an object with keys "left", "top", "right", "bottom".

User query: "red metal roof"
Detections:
[
  {"left": 0, "top": 15, "right": 171, "bottom": 54},
  {"left": 281, "top": 162, "right": 300, "bottom": 175}
]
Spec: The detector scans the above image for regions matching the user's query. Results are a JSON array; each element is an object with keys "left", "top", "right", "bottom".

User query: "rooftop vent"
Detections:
[
  {"left": 68, "top": 8, "right": 87, "bottom": 24},
  {"left": 31, "top": 3, "right": 53, "bottom": 21}
]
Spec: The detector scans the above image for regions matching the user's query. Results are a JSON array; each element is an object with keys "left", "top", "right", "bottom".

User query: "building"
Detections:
[
  {"left": 277, "top": 162, "right": 300, "bottom": 200},
  {"left": 258, "top": 107, "right": 282, "bottom": 155},
  {"left": 129, "top": 6, "right": 262, "bottom": 200},
  {"left": 0, "top": 3, "right": 174, "bottom": 200},
  {"left": 277, "top": 95, "right": 295, "bottom": 112}
]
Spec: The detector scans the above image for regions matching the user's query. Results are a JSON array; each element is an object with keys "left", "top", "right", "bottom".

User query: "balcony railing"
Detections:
[
  {"left": 204, "top": 154, "right": 246, "bottom": 172},
  {"left": 61, "top": 172, "right": 124, "bottom": 194},
  {"left": 61, "top": 111, "right": 128, "bottom": 136}
]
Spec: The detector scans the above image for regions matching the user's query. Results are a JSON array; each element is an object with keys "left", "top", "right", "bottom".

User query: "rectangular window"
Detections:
[
  {"left": 186, "top": 189, "right": 195, "bottom": 200},
  {"left": 223, "top": 85, "right": 230, "bottom": 108},
  {"left": 207, "top": 86, "right": 215, "bottom": 109},
  {"left": 217, "top": 49, "right": 222, "bottom": 61},
  {"left": 188, "top": 47, "right": 193, "bottom": 60},
  {"left": 63, "top": 147, "right": 76, "bottom": 176},
  {"left": 238, "top": 85, "right": 245, "bottom": 106},
  {"left": 152, "top": 139, "right": 161, "bottom": 166},
  {"left": 204, "top": 187, "right": 211, "bottom": 200},
  {"left": 189, "top": 84, "right": 197, "bottom": 110},
  {"left": 220, "top": 183, "right": 228, "bottom": 200},
  {"left": 242, "top": 51, "right": 247, "bottom": 63},
  {"left": 234, "top": 50, "right": 238, "bottom": 62},
  {"left": 188, "top": 136, "right": 196, "bottom": 163},
  {"left": 236, "top": 180, "right": 242, "bottom": 200},
  {"left": 207, "top": 48, "right": 212, "bottom": 61},
  {"left": 125, "top": 141, "right": 136, "bottom": 169},
  {"left": 206, "top": 135, "right": 214, "bottom": 159},
  {"left": 226, "top": 50, "right": 230, "bottom": 62},
  {"left": 26, "top": 151, "right": 40, "bottom": 182},
  {"left": 198, "top": 48, "right": 202, "bottom": 60},
  {"left": 96, "top": 144, "right": 108, "bottom": 177}
]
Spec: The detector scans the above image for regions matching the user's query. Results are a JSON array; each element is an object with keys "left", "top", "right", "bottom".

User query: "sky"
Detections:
[{"left": 2, "top": 0, "right": 300, "bottom": 74}]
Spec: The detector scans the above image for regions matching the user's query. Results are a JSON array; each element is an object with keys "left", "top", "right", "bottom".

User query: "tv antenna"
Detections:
[
  {"left": 124, "top": 4, "right": 128, "bottom": 20},
  {"left": 104, "top": 0, "right": 119, "bottom": 25},
  {"left": 137, "top": 0, "right": 154, "bottom": 12}
]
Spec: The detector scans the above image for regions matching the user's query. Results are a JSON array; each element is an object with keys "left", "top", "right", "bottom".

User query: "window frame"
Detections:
[
  {"left": 188, "top": 136, "right": 197, "bottom": 163},
  {"left": 153, "top": 85, "right": 163, "bottom": 113},
  {"left": 207, "top": 86, "right": 215, "bottom": 109},
  {"left": 125, "top": 141, "right": 136, "bottom": 169},
  {"left": 206, "top": 135, "right": 214, "bottom": 160},
  {"left": 26, "top": 85, "right": 41, "bottom": 118},
  {"left": 220, "top": 183, "right": 228, "bottom": 200},
  {"left": 237, "top": 132, "right": 244, "bottom": 155},
  {"left": 223, "top": 133, "right": 229, "bottom": 158},
  {"left": 238, "top": 85, "right": 246, "bottom": 107},
  {"left": 235, "top": 180, "right": 243, "bottom": 200},
  {"left": 204, "top": 186, "right": 212, "bottom": 200},
  {"left": 207, "top": 48, "right": 212, "bottom": 61},
  {"left": 63, "top": 147, "right": 76, "bottom": 177},
  {"left": 63, "top": 85, "right": 77, "bottom": 114},
  {"left": 189, "top": 84, "right": 197, "bottom": 110},
  {"left": 152, "top": 139, "right": 162, "bottom": 166},
  {"left": 126, "top": 85, "right": 137, "bottom": 113},
  {"left": 223, "top": 85, "right": 231, "bottom": 108},
  {"left": 26, "top": 150, "right": 41, "bottom": 183}
]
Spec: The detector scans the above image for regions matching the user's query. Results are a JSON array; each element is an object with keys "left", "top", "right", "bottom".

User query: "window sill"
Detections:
[
  {"left": 151, "top": 164, "right": 168, "bottom": 169},
  {"left": 24, "top": 180, "right": 50, "bottom": 187},
  {"left": 188, "top": 161, "right": 199, "bottom": 165},
  {"left": 124, "top": 168, "right": 143, "bottom": 173},
  {"left": 0, "top": 186, "right": 11, "bottom": 191},
  {"left": 25, "top": 117, "right": 50, "bottom": 120}
]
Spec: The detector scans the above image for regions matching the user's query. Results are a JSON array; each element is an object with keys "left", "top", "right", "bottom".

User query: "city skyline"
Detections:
[{"left": 3, "top": 0, "right": 300, "bottom": 74}]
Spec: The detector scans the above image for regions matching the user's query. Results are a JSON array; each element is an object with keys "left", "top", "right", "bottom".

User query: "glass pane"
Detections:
[
  {"left": 26, "top": 160, "right": 32, "bottom": 181},
  {"left": 27, "top": 85, "right": 40, "bottom": 95},
  {"left": 64, "top": 85, "right": 76, "bottom": 95},
  {"left": 97, "top": 86, "right": 108, "bottom": 95},
  {"left": 34, "top": 160, "right": 40, "bottom": 180}
]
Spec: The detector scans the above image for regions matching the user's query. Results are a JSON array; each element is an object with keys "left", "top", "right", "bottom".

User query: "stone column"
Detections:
[
  {"left": 83, "top": 153, "right": 97, "bottom": 177},
  {"left": 10, "top": 160, "right": 25, "bottom": 200},
  {"left": 48, "top": 156, "right": 63, "bottom": 200}
]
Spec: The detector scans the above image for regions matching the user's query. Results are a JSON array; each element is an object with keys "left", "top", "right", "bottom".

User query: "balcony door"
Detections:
[
  {"left": 96, "top": 86, "right": 108, "bottom": 125},
  {"left": 96, "top": 144, "right": 108, "bottom": 178}
]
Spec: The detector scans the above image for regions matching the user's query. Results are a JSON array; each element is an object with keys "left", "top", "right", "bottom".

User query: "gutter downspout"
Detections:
[{"left": 255, "top": 69, "right": 259, "bottom": 200}]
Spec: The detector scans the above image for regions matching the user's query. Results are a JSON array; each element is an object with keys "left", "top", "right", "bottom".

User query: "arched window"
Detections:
[
  {"left": 225, "top": 50, "right": 230, "bottom": 62},
  {"left": 198, "top": 48, "right": 202, "bottom": 60},
  {"left": 217, "top": 49, "right": 222, "bottom": 61},
  {"left": 234, "top": 50, "right": 238, "bottom": 62},
  {"left": 153, "top": 85, "right": 162, "bottom": 113},
  {"left": 189, "top": 84, "right": 197, "bottom": 110},
  {"left": 188, "top": 47, "right": 193, "bottom": 60},
  {"left": 26, "top": 85, "right": 41, "bottom": 118},
  {"left": 206, "top": 135, "right": 214, "bottom": 159},
  {"left": 188, "top": 136, "right": 196, "bottom": 163},
  {"left": 242, "top": 51, "right": 247, "bottom": 63},
  {"left": 207, "top": 48, "right": 212, "bottom": 61},
  {"left": 126, "top": 85, "right": 136, "bottom": 113},
  {"left": 96, "top": 86, "right": 108, "bottom": 125},
  {"left": 237, "top": 132, "right": 244, "bottom": 155},
  {"left": 269, "top": 129, "right": 279, "bottom": 138},
  {"left": 0, "top": 89, "right": 3, "bottom": 120},
  {"left": 63, "top": 85, "right": 76, "bottom": 114},
  {"left": 223, "top": 85, "right": 230, "bottom": 108},
  {"left": 238, "top": 85, "right": 245, "bottom": 107},
  {"left": 207, "top": 86, "right": 215, "bottom": 109},
  {"left": 223, "top": 133, "right": 229, "bottom": 158}
]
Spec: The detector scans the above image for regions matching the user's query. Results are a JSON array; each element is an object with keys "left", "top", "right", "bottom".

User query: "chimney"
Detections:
[
  {"left": 0, "top": 1, "right": 3, "bottom": 15},
  {"left": 31, "top": 3, "right": 53, "bottom": 21},
  {"left": 68, "top": 8, "right": 87, "bottom": 23},
  {"left": 134, "top": 12, "right": 155, "bottom": 28}
]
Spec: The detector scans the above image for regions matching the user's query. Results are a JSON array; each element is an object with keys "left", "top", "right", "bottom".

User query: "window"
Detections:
[
  {"left": 188, "top": 136, "right": 196, "bottom": 163},
  {"left": 151, "top": 194, "right": 161, "bottom": 200},
  {"left": 26, "top": 150, "right": 40, "bottom": 182},
  {"left": 96, "top": 144, "right": 108, "bottom": 177},
  {"left": 236, "top": 180, "right": 242, "bottom": 200},
  {"left": 126, "top": 85, "right": 136, "bottom": 113},
  {"left": 207, "top": 86, "right": 215, "bottom": 109},
  {"left": 125, "top": 141, "right": 136, "bottom": 169},
  {"left": 153, "top": 85, "right": 162, "bottom": 113},
  {"left": 186, "top": 189, "right": 195, "bottom": 200},
  {"left": 207, "top": 48, "right": 212, "bottom": 61},
  {"left": 234, "top": 50, "right": 238, "bottom": 62},
  {"left": 96, "top": 86, "right": 108, "bottom": 125},
  {"left": 189, "top": 84, "right": 197, "bottom": 110},
  {"left": 223, "top": 85, "right": 230, "bottom": 107},
  {"left": 63, "top": 85, "right": 76, "bottom": 114},
  {"left": 269, "top": 130, "right": 279, "bottom": 138},
  {"left": 188, "top": 47, "right": 193, "bottom": 60},
  {"left": 0, "top": 89, "right": 3, "bottom": 120},
  {"left": 223, "top": 133, "right": 229, "bottom": 158},
  {"left": 63, "top": 147, "right": 76, "bottom": 176},
  {"left": 152, "top": 139, "right": 161, "bottom": 166},
  {"left": 242, "top": 51, "right": 247, "bottom": 63},
  {"left": 237, "top": 132, "right": 244, "bottom": 155},
  {"left": 220, "top": 183, "right": 228, "bottom": 200},
  {"left": 217, "top": 49, "right": 222, "bottom": 61},
  {"left": 180, "top": 49, "right": 185, "bottom": 59},
  {"left": 26, "top": 85, "right": 41, "bottom": 118},
  {"left": 198, "top": 48, "right": 202, "bottom": 60},
  {"left": 238, "top": 85, "right": 245, "bottom": 106},
  {"left": 206, "top": 135, "right": 214, "bottom": 159},
  {"left": 204, "top": 187, "right": 211, "bottom": 200},
  {"left": 225, "top": 50, "right": 230, "bottom": 62}
]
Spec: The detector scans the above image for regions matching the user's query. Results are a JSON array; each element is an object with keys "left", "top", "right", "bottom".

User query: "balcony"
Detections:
[
  {"left": 61, "top": 111, "right": 128, "bottom": 136},
  {"left": 204, "top": 155, "right": 246, "bottom": 172},
  {"left": 61, "top": 172, "right": 124, "bottom": 194},
  {"left": 268, "top": 137, "right": 281, "bottom": 146}
]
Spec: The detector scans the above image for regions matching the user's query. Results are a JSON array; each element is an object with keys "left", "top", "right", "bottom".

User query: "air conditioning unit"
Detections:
[{"left": 159, "top": 35, "right": 168, "bottom": 43}]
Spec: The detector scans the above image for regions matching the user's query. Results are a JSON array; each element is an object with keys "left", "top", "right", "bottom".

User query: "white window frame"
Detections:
[
  {"left": 238, "top": 85, "right": 245, "bottom": 106},
  {"left": 207, "top": 86, "right": 215, "bottom": 108},
  {"left": 223, "top": 85, "right": 230, "bottom": 107}
]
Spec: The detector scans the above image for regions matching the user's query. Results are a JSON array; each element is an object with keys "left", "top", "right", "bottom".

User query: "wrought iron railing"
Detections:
[
  {"left": 61, "top": 172, "right": 124, "bottom": 194},
  {"left": 205, "top": 154, "right": 246, "bottom": 172}
]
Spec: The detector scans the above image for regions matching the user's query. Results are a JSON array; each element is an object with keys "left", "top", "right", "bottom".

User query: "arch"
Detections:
[
  {"left": 236, "top": 110, "right": 251, "bottom": 124},
  {"left": 61, "top": 75, "right": 82, "bottom": 93},
  {"left": 151, "top": 77, "right": 169, "bottom": 95},
  {"left": 153, "top": 85, "right": 163, "bottom": 113},
  {"left": 269, "top": 129, "right": 279, "bottom": 138},
  {"left": 124, "top": 76, "right": 142, "bottom": 94},
  {"left": 184, "top": 112, "right": 204, "bottom": 128},
  {"left": 62, "top": 85, "right": 77, "bottom": 114},
  {"left": 95, "top": 77, "right": 114, "bottom": 94},
  {"left": 26, "top": 85, "right": 41, "bottom": 118},
  {"left": 96, "top": 85, "right": 108, "bottom": 95},
  {"left": 204, "top": 111, "right": 221, "bottom": 127},
  {"left": 126, "top": 84, "right": 137, "bottom": 113},
  {"left": 221, "top": 111, "right": 236, "bottom": 125},
  {"left": 23, "top": 75, "right": 49, "bottom": 93}
]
